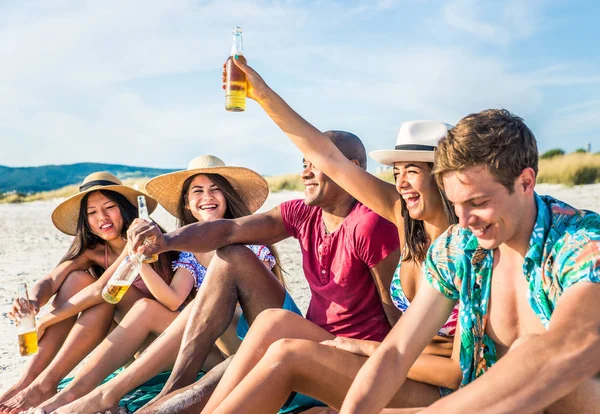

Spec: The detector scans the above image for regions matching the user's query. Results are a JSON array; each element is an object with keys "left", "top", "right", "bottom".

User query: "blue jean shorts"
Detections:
[{"left": 235, "top": 292, "right": 325, "bottom": 413}]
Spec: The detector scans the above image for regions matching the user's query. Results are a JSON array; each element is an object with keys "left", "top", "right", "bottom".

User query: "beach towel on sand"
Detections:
[
  {"left": 58, "top": 370, "right": 323, "bottom": 413},
  {"left": 58, "top": 370, "right": 199, "bottom": 412}
]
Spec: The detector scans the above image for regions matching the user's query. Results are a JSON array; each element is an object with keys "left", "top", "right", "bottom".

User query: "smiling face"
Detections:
[
  {"left": 394, "top": 161, "right": 444, "bottom": 222},
  {"left": 85, "top": 191, "right": 125, "bottom": 241},
  {"left": 185, "top": 174, "right": 228, "bottom": 222},
  {"left": 301, "top": 159, "right": 343, "bottom": 207},
  {"left": 442, "top": 165, "right": 535, "bottom": 250}
]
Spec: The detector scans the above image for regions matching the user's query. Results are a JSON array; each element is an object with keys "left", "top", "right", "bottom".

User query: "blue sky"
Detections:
[{"left": 1, "top": 0, "right": 599, "bottom": 176}]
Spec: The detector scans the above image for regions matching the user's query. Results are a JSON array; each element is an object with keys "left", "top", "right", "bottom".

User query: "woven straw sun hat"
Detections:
[
  {"left": 52, "top": 172, "right": 158, "bottom": 236},
  {"left": 145, "top": 155, "right": 269, "bottom": 219},
  {"left": 369, "top": 120, "right": 453, "bottom": 165}
]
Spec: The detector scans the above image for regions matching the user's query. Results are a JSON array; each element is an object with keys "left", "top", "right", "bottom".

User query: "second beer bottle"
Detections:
[
  {"left": 137, "top": 195, "right": 158, "bottom": 263},
  {"left": 225, "top": 26, "right": 247, "bottom": 112}
]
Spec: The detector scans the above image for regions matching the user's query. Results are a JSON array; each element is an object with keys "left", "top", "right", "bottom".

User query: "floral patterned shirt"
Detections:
[
  {"left": 425, "top": 193, "right": 600, "bottom": 387},
  {"left": 173, "top": 245, "right": 276, "bottom": 288}
]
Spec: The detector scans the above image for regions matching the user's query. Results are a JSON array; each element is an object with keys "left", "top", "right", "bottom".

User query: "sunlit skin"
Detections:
[
  {"left": 26, "top": 176, "right": 234, "bottom": 414},
  {"left": 442, "top": 165, "right": 536, "bottom": 253},
  {"left": 394, "top": 162, "right": 445, "bottom": 223},
  {"left": 186, "top": 175, "right": 228, "bottom": 222},
  {"left": 85, "top": 192, "right": 125, "bottom": 243},
  {"left": 302, "top": 159, "right": 351, "bottom": 210},
  {"left": 0, "top": 192, "right": 128, "bottom": 412},
  {"left": 302, "top": 160, "right": 330, "bottom": 207}
]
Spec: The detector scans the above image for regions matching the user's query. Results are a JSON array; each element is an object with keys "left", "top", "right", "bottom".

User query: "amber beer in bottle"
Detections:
[
  {"left": 137, "top": 195, "right": 158, "bottom": 263},
  {"left": 225, "top": 26, "right": 247, "bottom": 112},
  {"left": 101, "top": 253, "right": 143, "bottom": 304},
  {"left": 16, "top": 283, "right": 38, "bottom": 356}
]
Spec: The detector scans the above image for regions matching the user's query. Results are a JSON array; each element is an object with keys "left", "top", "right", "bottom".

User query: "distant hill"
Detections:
[{"left": 0, "top": 163, "right": 177, "bottom": 193}]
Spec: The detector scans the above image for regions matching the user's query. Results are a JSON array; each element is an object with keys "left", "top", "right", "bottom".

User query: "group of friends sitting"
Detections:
[{"left": 1, "top": 59, "right": 599, "bottom": 414}]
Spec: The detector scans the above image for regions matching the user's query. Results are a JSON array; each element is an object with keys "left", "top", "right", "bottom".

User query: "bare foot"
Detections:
[
  {"left": 52, "top": 388, "right": 119, "bottom": 414},
  {"left": 0, "top": 377, "right": 33, "bottom": 405},
  {"left": 34, "top": 386, "right": 82, "bottom": 414},
  {"left": 0, "top": 381, "right": 56, "bottom": 414}
]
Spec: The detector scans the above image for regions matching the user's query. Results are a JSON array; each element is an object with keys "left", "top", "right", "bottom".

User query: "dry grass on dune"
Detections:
[
  {"left": 266, "top": 174, "right": 304, "bottom": 192},
  {"left": 3, "top": 153, "right": 598, "bottom": 205},
  {"left": 538, "top": 153, "right": 600, "bottom": 186}
]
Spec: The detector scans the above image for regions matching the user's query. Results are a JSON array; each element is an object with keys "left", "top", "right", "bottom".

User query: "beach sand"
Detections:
[{"left": 1, "top": 184, "right": 599, "bottom": 394}]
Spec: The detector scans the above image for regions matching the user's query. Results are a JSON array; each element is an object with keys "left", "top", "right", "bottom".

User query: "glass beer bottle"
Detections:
[
  {"left": 101, "top": 253, "right": 143, "bottom": 304},
  {"left": 16, "top": 283, "right": 39, "bottom": 356},
  {"left": 137, "top": 195, "right": 158, "bottom": 263},
  {"left": 225, "top": 26, "right": 247, "bottom": 112}
]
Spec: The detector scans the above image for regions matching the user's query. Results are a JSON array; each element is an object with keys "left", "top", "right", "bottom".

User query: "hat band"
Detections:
[
  {"left": 394, "top": 144, "right": 436, "bottom": 151},
  {"left": 79, "top": 180, "right": 119, "bottom": 191}
]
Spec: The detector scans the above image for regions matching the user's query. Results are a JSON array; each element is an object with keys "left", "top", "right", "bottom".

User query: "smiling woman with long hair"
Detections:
[
  {"left": 199, "top": 61, "right": 463, "bottom": 414},
  {"left": 0, "top": 172, "right": 177, "bottom": 413},
  {"left": 34, "top": 155, "right": 287, "bottom": 414}
]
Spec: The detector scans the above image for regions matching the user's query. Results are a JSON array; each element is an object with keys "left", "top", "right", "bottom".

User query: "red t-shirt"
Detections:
[{"left": 280, "top": 199, "right": 399, "bottom": 341}]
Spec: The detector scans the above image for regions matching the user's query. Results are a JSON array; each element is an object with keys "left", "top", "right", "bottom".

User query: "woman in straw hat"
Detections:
[
  {"left": 1, "top": 172, "right": 178, "bottom": 412},
  {"left": 200, "top": 63, "right": 463, "bottom": 413},
  {"left": 35, "top": 155, "right": 287, "bottom": 413}
]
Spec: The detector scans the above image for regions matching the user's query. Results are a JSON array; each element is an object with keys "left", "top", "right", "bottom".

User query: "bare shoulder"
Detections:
[{"left": 80, "top": 243, "right": 105, "bottom": 267}]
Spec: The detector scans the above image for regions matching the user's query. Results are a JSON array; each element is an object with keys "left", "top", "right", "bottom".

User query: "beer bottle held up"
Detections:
[
  {"left": 16, "top": 283, "right": 38, "bottom": 356},
  {"left": 225, "top": 26, "right": 247, "bottom": 112},
  {"left": 137, "top": 195, "right": 158, "bottom": 263}
]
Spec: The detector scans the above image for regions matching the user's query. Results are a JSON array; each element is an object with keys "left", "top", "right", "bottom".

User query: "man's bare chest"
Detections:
[{"left": 485, "top": 262, "right": 546, "bottom": 357}]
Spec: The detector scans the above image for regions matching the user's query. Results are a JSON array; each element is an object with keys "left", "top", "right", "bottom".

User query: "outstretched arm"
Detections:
[
  {"left": 139, "top": 265, "right": 196, "bottom": 312},
  {"left": 128, "top": 207, "right": 289, "bottom": 257},
  {"left": 421, "top": 282, "right": 600, "bottom": 414},
  {"left": 339, "top": 284, "right": 456, "bottom": 413},
  {"left": 226, "top": 59, "right": 402, "bottom": 228}
]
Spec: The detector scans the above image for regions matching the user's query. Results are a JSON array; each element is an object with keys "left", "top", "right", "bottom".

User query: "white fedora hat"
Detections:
[
  {"left": 145, "top": 155, "right": 269, "bottom": 219},
  {"left": 370, "top": 120, "right": 453, "bottom": 165}
]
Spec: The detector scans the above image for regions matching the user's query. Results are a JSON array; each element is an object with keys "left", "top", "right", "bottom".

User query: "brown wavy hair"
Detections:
[
  {"left": 177, "top": 173, "right": 285, "bottom": 287},
  {"left": 434, "top": 109, "right": 538, "bottom": 193}
]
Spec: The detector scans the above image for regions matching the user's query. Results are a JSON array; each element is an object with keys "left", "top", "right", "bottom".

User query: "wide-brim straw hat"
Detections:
[
  {"left": 145, "top": 155, "right": 269, "bottom": 219},
  {"left": 52, "top": 172, "right": 158, "bottom": 236},
  {"left": 370, "top": 120, "right": 453, "bottom": 165}
]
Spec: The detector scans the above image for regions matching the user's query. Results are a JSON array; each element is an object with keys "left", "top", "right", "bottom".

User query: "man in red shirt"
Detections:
[{"left": 53, "top": 131, "right": 400, "bottom": 414}]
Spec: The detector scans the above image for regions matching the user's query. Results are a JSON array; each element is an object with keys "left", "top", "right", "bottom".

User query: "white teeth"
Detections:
[
  {"left": 403, "top": 193, "right": 420, "bottom": 202},
  {"left": 100, "top": 223, "right": 113, "bottom": 229},
  {"left": 200, "top": 204, "right": 217, "bottom": 210},
  {"left": 471, "top": 224, "right": 491, "bottom": 235}
]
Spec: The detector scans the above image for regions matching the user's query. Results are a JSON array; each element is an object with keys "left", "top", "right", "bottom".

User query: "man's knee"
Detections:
[{"left": 215, "top": 244, "right": 255, "bottom": 261}]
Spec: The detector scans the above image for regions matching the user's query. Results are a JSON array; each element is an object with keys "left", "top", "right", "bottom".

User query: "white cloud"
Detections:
[
  {"left": 0, "top": 0, "right": 597, "bottom": 175},
  {"left": 442, "top": 0, "right": 542, "bottom": 45},
  {"left": 540, "top": 100, "right": 600, "bottom": 150}
]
